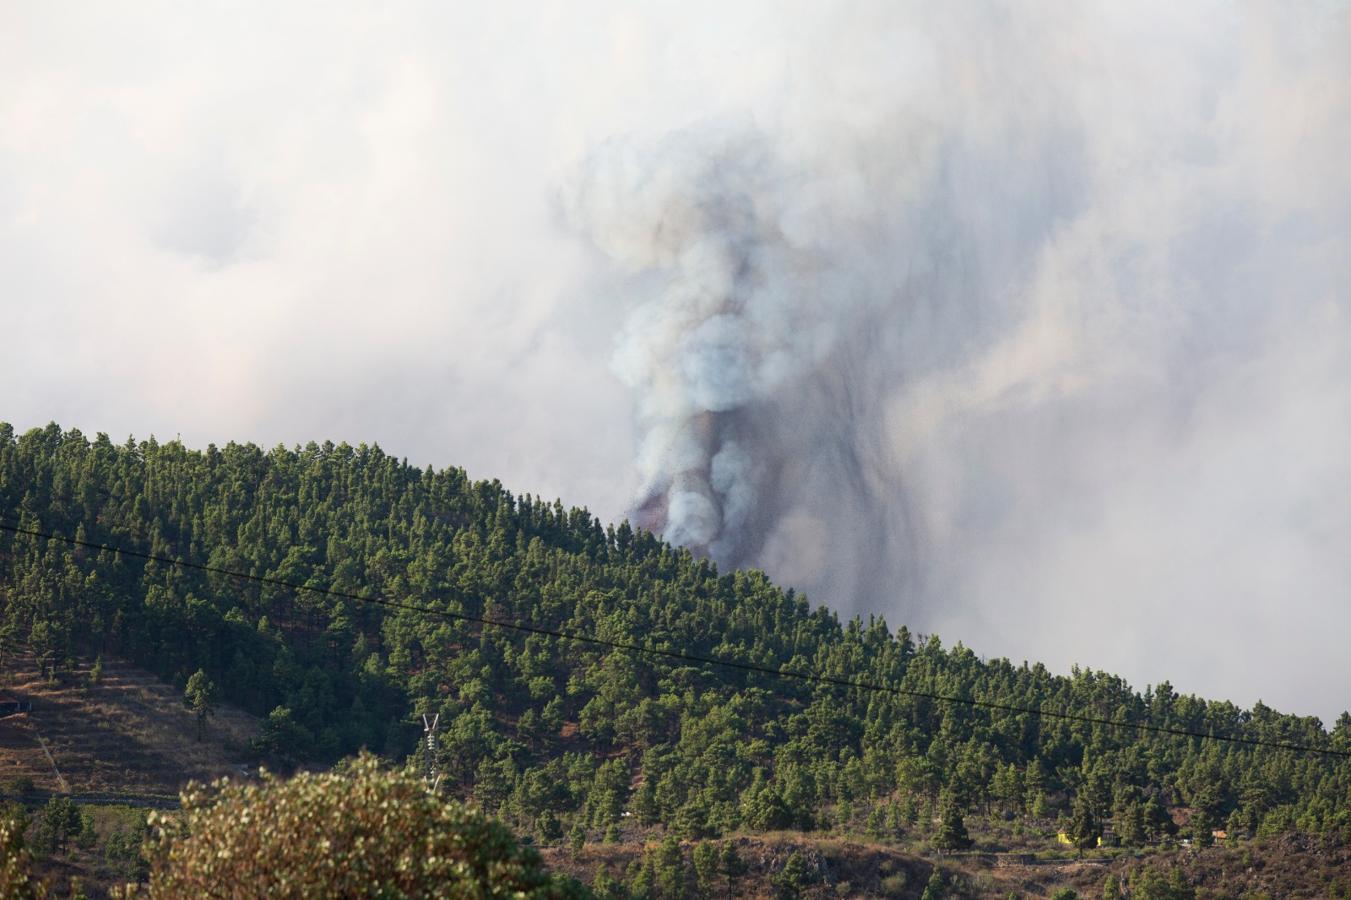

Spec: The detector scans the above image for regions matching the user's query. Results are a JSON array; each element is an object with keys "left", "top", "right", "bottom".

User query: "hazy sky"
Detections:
[{"left": 4, "top": 2, "right": 1349, "bottom": 722}]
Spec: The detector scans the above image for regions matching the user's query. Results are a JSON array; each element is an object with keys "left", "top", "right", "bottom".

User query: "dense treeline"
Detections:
[{"left": 2, "top": 422, "right": 1349, "bottom": 853}]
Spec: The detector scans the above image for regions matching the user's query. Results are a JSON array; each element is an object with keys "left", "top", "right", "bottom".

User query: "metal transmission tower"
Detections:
[{"left": 421, "top": 713, "right": 442, "bottom": 795}]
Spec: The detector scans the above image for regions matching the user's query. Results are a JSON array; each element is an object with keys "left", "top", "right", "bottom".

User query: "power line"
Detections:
[{"left": 1, "top": 520, "right": 1347, "bottom": 759}]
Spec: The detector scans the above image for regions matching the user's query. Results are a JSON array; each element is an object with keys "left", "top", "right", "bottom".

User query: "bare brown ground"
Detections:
[
  {"left": 544, "top": 829, "right": 1351, "bottom": 898},
  {"left": 542, "top": 831, "right": 1115, "bottom": 899},
  {"left": 0, "top": 650, "right": 259, "bottom": 798}
]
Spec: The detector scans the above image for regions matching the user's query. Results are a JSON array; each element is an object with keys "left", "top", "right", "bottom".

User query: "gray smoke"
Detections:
[
  {"left": 561, "top": 90, "right": 1093, "bottom": 607},
  {"left": 563, "top": 124, "right": 860, "bottom": 565},
  {"left": 563, "top": 1, "right": 1351, "bottom": 668}
]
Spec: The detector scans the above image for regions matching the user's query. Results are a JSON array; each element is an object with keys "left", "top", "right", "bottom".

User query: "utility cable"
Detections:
[{"left": 1, "top": 520, "right": 1347, "bottom": 759}]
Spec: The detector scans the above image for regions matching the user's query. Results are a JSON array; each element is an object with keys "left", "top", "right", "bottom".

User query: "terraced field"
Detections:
[{"left": 0, "top": 650, "right": 260, "bottom": 799}]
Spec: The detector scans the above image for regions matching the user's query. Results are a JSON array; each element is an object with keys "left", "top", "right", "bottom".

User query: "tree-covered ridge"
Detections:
[{"left": 1, "top": 421, "right": 1348, "bottom": 851}]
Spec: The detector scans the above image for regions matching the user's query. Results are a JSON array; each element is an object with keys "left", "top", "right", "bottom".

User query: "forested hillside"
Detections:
[{"left": 2, "top": 422, "right": 1349, "bottom": 864}]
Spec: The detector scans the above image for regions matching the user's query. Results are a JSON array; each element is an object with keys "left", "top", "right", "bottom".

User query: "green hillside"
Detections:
[{"left": 2, "top": 422, "right": 1350, "bottom": 895}]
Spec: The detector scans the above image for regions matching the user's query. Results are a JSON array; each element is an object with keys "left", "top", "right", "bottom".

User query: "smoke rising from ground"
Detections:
[
  {"left": 565, "top": 125, "right": 838, "bottom": 562},
  {"left": 4, "top": 2, "right": 1350, "bottom": 719}
]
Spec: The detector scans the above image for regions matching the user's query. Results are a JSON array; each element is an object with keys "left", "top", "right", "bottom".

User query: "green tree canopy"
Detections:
[
  {"left": 1, "top": 422, "right": 1348, "bottom": 862},
  {"left": 1066, "top": 790, "right": 1102, "bottom": 856}
]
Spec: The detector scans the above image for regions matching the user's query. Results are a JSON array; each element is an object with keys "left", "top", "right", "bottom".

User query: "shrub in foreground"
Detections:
[
  {"left": 1, "top": 815, "right": 43, "bottom": 899},
  {"left": 125, "top": 753, "right": 588, "bottom": 899}
]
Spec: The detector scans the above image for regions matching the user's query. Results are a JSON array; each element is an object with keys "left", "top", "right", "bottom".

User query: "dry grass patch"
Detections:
[{"left": 1, "top": 652, "right": 259, "bottom": 798}]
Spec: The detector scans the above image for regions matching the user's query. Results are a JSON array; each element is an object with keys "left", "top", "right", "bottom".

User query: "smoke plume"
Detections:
[
  {"left": 564, "top": 2, "right": 1351, "bottom": 671},
  {"left": 566, "top": 126, "right": 835, "bottom": 563}
]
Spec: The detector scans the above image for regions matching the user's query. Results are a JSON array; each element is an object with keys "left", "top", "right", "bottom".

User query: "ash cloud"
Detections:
[
  {"left": 563, "top": 120, "right": 928, "bottom": 604},
  {"left": 564, "top": 125, "right": 837, "bottom": 563},
  {"left": 564, "top": 3, "right": 1351, "bottom": 719}
]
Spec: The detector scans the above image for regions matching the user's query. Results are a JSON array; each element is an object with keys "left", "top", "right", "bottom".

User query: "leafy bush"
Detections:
[
  {"left": 0, "top": 778, "right": 34, "bottom": 801},
  {"left": 879, "top": 872, "right": 908, "bottom": 897},
  {"left": 127, "top": 753, "right": 588, "bottom": 898},
  {"left": 1, "top": 815, "right": 42, "bottom": 899},
  {"left": 1128, "top": 866, "right": 1195, "bottom": 900}
]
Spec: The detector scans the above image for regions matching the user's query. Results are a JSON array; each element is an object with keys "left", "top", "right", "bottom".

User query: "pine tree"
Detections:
[
  {"left": 1066, "top": 791, "right": 1101, "bottom": 857},
  {"left": 933, "top": 793, "right": 973, "bottom": 853},
  {"left": 183, "top": 669, "right": 217, "bottom": 742},
  {"left": 920, "top": 868, "right": 945, "bottom": 900},
  {"left": 692, "top": 842, "right": 718, "bottom": 895},
  {"left": 1024, "top": 759, "right": 1048, "bottom": 820},
  {"left": 651, "top": 835, "right": 684, "bottom": 900}
]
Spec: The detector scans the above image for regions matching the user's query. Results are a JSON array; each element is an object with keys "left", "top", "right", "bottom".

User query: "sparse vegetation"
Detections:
[{"left": 0, "top": 649, "right": 258, "bottom": 798}]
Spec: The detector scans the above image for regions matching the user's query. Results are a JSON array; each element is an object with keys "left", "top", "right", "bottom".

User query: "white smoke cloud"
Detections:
[
  {"left": 2, "top": 1, "right": 1350, "bottom": 721},
  {"left": 562, "top": 123, "right": 852, "bottom": 559},
  {"left": 563, "top": 2, "right": 1351, "bottom": 721}
]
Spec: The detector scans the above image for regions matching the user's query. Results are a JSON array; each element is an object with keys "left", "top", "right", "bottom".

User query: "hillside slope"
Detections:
[
  {"left": 1, "top": 649, "right": 259, "bottom": 800},
  {"left": 1, "top": 421, "right": 1349, "bottom": 899}
]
